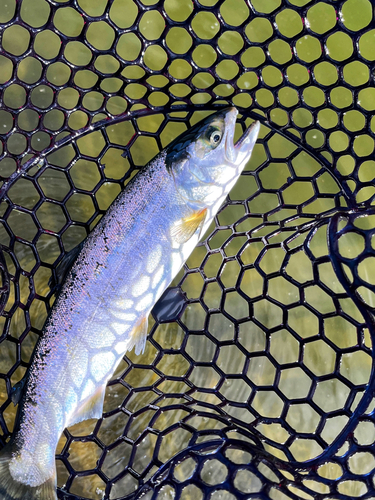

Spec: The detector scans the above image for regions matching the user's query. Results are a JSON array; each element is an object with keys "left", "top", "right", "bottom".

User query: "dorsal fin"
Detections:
[
  {"left": 10, "top": 377, "right": 27, "bottom": 406},
  {"left": 49, "top": 241, "right": 85, "bottom": 290}
]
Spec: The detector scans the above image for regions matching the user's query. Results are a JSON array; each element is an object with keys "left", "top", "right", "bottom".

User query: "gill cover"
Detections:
[{"left": 165, "top": 111, "right": 226, "bottom": 168}]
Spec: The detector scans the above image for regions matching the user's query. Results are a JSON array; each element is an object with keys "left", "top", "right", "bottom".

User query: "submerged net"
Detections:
[{"left": 1, "top": 0, "right": 375, "bottom": 498}]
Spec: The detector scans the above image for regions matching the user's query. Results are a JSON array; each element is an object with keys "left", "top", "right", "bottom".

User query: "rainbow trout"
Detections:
[{"left": 0, "top": 107, "right": 260, "bottom": 499}]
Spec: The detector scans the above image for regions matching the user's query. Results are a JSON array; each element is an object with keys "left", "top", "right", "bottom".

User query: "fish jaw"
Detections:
[
  {"left": 233, "top": 120, "right": 261, "bottom": 167},
  {"left": 223, "top": 107, "right": 260, "bottom": 167},
  {"left": 222, "top": 106, "right": 238, "bottom": 163}
]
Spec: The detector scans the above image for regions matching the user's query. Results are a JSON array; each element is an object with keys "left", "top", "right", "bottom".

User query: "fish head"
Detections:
[{"left": 166, "top": 107, "right": 260, "bottom": 208}]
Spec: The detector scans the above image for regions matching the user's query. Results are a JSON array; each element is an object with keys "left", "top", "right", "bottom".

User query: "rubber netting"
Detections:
[{"left": 1, "top": 0, "right": 375, "bottom": 498}]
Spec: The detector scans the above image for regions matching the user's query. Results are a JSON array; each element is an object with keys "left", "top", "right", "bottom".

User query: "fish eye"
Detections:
[{"left": 210, "top": 130, "right": 222, "bottom": 147}]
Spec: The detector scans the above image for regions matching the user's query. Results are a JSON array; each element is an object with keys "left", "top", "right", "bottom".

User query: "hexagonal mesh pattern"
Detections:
[{"left": 1, "top": 0, "right": 375, "bottom": 498}]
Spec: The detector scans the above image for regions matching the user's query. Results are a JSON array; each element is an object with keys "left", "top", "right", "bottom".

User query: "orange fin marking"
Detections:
[{"left": 171, "top": 208, "right": 207, "bottom": 244}]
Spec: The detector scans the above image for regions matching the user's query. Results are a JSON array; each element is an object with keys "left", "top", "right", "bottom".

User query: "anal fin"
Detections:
[{"left": 69, "top": 385, "right": 107, "bottom": 427}]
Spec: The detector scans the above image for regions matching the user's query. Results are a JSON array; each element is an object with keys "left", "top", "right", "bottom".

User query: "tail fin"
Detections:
[{"left": 0, "top": 442, "right": 57, "bottom": 500}]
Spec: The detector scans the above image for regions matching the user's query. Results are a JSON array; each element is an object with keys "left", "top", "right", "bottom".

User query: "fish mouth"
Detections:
[{"left": 223, "top": 107, "right": 260, "bottom": 164}]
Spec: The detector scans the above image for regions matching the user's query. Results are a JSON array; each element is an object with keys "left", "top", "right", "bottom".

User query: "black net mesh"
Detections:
[{"left": 1, "top": 0, "right": 375, "bottom": 498}]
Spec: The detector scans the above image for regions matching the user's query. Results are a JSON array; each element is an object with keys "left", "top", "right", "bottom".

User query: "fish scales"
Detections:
[{"left": 0, "top": 107, "right": 260, "bottom": 500}]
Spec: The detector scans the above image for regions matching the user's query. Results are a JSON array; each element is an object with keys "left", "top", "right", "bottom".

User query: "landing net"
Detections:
[{"left": 0, "top": 0, "right": 375, "bottom": 498}]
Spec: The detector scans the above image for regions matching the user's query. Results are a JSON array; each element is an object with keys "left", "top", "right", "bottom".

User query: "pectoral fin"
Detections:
[
  {"left": 130, "top": 316, "right": 148, "bottom": 355},
  {"left": 171, "top": 208, "right": 207, "bottom": 244}
]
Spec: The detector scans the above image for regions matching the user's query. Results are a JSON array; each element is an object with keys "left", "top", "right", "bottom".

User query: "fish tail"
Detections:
[{"left": 0, "top": 442, "right": 57, "bottom": 500}]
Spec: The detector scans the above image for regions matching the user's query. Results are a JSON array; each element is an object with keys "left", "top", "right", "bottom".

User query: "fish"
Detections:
[{"left": 0, "top": 107, "right": 260, "bottom": 500}]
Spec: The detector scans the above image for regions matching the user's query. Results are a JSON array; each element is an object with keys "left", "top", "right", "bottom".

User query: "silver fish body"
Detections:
[{"left": 0, "top": 107, "right": 259, "bottom": 500}]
